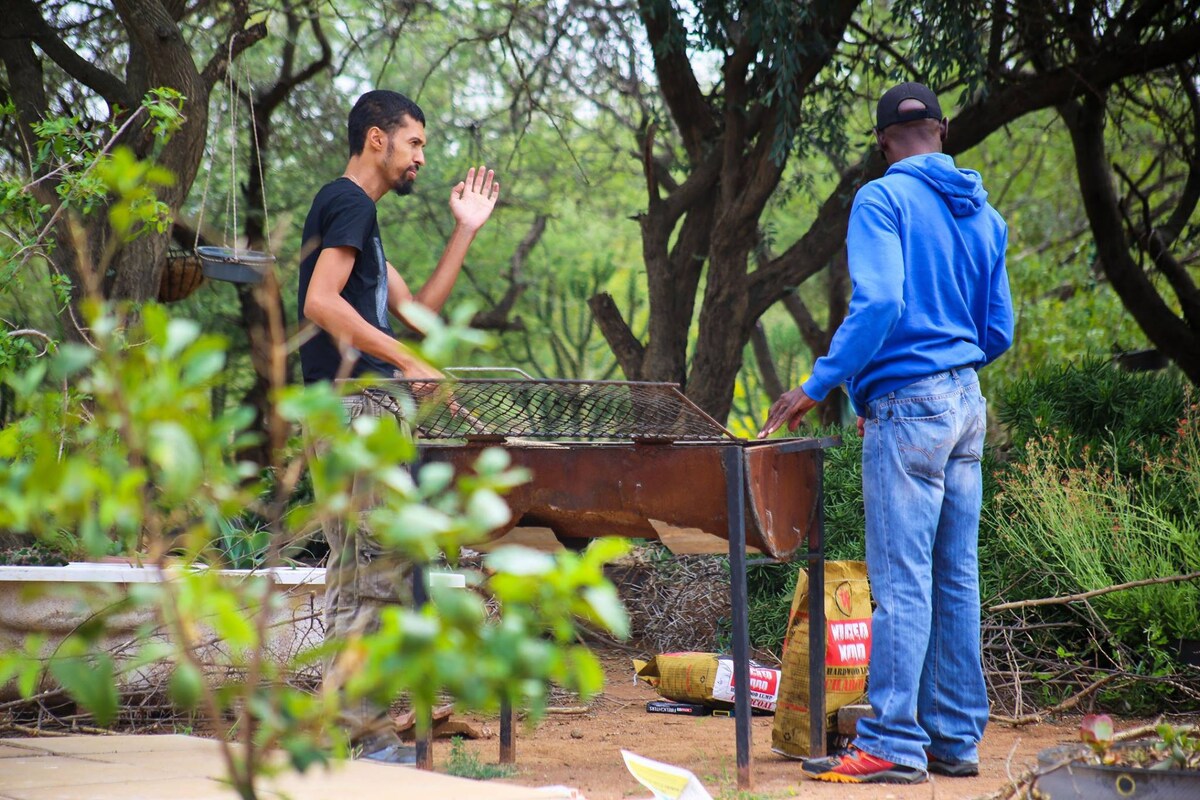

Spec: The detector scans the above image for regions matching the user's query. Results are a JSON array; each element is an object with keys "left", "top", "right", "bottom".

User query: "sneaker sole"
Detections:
[
  {"left": 805, "top": 768, "right": 928, "bottom": 784},
  {"left": 927, "top": 762, "right": 979, "bottom": 777}
]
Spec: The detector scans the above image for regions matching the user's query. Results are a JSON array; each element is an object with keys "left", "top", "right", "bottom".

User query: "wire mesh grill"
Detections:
[{"left": 361, "top": 379, "right": 734, "bottom": 441}]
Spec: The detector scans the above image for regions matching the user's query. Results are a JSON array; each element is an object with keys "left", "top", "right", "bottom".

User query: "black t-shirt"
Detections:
[{"left": 298, "top": 178, "right": 397, "bottom": 384}]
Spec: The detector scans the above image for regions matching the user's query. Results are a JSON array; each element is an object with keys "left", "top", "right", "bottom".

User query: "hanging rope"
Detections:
[
  {"left": 190, "top": 31, "right": 276, "bottom": 284},
  {"left": 225, "top": 32, "right": 239, "bottom": 251}
]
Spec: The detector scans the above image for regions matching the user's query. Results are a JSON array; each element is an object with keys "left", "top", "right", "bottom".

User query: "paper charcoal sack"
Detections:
[{"left": 771, "top": 561, "right": 871, "bottom": 758}]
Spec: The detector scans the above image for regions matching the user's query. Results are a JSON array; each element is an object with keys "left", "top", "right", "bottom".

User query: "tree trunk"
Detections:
[{"left": 1060, "top": 92, "right": 1200, "bottom": 384}]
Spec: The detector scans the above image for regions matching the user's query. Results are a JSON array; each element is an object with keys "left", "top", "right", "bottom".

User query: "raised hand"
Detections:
[{"left": 449, "top": 165, "right": 499, "bottom": 233}]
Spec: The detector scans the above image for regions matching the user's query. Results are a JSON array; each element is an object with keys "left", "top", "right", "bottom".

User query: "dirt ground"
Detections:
[{"left": 438, "top": 652, "right": 1129, "bottom": 800}]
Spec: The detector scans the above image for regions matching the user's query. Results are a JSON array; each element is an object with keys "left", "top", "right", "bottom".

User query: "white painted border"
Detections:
[
  {"left": 0, "top": 563, "right": 325, "bottom": 585},
  {"left": 0, "top": 563, "right": 466, "bottom": 588}
]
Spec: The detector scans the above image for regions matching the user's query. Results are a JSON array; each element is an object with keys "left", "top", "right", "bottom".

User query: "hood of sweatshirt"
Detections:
[{"left": 887, "top": 152, "right": 988, "bottom": 217}]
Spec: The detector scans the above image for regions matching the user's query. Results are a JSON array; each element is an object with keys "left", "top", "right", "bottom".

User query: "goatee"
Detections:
[{"left": 392, "top": 179, "right": 415, "bottom": 197}]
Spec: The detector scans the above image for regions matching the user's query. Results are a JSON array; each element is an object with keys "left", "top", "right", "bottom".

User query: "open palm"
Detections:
[{"left": 449, "top": 166, "right": 499, "bottom": 232}]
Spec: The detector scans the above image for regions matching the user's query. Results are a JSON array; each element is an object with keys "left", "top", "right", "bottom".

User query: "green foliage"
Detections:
[
  {"left": 1080, "top": 713, "right": 1115, "bottom": 754},
  {"left": 0, "top": 301, "right": 631, "bottom": 798},
  {"left": 0, "top": 90, "right": 185, "bottom": 289},
  {"left": 214, "top": 517, "right": 274, "bottom": 570},
  {"left": 985, "top": 430, "right": 1200, "bottom": 640},
  {"left": 1152, "top": 724, "right": 1200, "bottom": 770},
  {"left": 0, "top": 542, "right": 70, "bottom": 566},
  {"left": 444, "top": 736, "right": 516, "bottom": 780},
  {"left": 0, "top": 303, "right": 252, "bottom": 557},
  {"left": 994, "top": 357, "right": 1187, "bottom": 475},
  {"left": 890, "top": 0, "right": 987, "bottom": 95},
  {"left": 983, "top": 365, "right": 1200, "bottom": 711}
]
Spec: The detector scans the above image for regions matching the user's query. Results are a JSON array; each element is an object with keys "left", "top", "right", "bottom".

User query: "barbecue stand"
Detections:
[{"left": 369, "top": 373, "right": 838, "bottom": 789}]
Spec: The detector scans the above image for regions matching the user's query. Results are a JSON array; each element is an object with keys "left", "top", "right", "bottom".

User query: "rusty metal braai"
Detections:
[{"left": 366, "top": 369, "right": 838, "bottom": 781}]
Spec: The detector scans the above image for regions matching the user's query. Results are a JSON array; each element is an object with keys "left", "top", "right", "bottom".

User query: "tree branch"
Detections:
[
  {"left": 749, "top": 322, "right": 784, "bottom": 401},
  {"left": 1061, "top": 92, "right": 1200, "bottom": 382},
  {"left": 987, "top": 571, "right": 1200, "bottom": 613},
  {"left": 5, "top": 0, "right": 134, "bottom": 109},
  {"left": 470, "top": 214, "right": 546, "bottom": 332},
  {"left": 636, "top": 0, "right": 715, "bottom": 162},
  {"left": 587, "top": 292, "right": 645, "bottom": 379}
]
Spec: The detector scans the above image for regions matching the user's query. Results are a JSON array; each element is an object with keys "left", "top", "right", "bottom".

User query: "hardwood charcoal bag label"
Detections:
[
  {"left": 710, "top": 660, "right": 781, "bottom": 712},
  {"left": 771, "top": 561, "right": 871, "bottom": 759}
]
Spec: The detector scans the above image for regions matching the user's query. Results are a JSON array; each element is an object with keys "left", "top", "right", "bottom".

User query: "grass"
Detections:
[{"left": 444, "top": 736, "right": 517, "bottom": 780}]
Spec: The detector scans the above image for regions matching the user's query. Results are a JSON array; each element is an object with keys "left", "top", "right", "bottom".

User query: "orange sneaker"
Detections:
[{"left": 801, "top": 746, "right": 927, "bottom": 784}]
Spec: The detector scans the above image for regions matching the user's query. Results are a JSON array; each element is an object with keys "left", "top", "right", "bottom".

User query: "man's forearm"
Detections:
[
  {"left": 414, "top": 222, "right": 479, "bottom": 312},
  {"left": 306, "top": 294, "right": 426, "bottom": 374}
]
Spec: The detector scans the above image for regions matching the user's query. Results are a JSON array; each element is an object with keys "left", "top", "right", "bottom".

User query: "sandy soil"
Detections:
[{"left": 438, "top": 652, "right": 1097, "bottom": 799}]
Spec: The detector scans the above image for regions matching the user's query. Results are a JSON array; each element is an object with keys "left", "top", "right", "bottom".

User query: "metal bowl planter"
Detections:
[
  {"left": 195, "top": 245, "right": 274, "bottom": 284},
  {"left": 1034, "top": 741, "right": 1200, "bottom": 799}
]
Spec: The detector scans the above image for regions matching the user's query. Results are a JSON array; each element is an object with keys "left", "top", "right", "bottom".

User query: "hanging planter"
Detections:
[
  {"left": 192, "top": 62, "right": 278, "bottom": 286},
  {"left": 196, "top": 245, "right": 275, "bottom": 284},
  {"left": 158, "top": 249, "right": 206, "bottom": 302}
]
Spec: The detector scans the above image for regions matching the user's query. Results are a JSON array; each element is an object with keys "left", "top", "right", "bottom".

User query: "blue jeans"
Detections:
[{"left": 853, "top": 368, "right": 989, "bottom": 770}]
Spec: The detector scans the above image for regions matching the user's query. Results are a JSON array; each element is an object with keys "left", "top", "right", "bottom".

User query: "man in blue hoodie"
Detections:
[{"left": 759, "top": 82, "right": 1013, "bottom": 784}]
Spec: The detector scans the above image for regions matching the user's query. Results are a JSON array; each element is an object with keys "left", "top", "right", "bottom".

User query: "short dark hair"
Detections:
[
  {"left": 347, "top": 90, "right": 425, "bottom": 157},
  {"left": 875, "top": 82, "right": 942, "bottom": 132}
]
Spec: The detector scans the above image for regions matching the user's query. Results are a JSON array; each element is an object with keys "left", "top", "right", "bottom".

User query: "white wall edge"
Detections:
[{"left": 0, "top": 562, "right": 466, "bottom": 588}]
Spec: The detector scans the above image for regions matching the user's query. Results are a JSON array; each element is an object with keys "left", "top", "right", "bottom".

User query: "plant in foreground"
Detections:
[
  {"left": 1077, "top": 714, "right": 1200, "bottom": 771},
  {"left": 0, "top": 303, "right": 630, "bottom": 799},
  {"left": 444, "top": 736, "right": 516, "bottom": 780}
]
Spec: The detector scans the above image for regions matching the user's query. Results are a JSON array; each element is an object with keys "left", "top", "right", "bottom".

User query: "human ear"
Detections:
[{"left": 368, "top": 126, "right": 385, "bottom": 152}]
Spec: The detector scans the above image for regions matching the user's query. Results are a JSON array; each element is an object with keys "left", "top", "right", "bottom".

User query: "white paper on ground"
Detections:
[{"left": 620, "top": 750, "right": 713, "bottom": 800}]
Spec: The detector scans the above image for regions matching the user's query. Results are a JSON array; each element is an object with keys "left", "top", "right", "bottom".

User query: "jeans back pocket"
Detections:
[{"left": 891, "top": 391, "right": 959, "bottom": 479}]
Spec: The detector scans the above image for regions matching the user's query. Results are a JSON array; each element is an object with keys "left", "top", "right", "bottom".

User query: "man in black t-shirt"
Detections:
[
  {"left": 299, "top": 90, "right": 498, "bottom": 383},
  {"left": 298, "top": 90, "right": 499, "bottom": 759}
]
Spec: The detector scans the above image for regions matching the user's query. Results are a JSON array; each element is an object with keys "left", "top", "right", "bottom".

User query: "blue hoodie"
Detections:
[{"left": 802, "top": 152, "right": 1013, "bottom": 414}]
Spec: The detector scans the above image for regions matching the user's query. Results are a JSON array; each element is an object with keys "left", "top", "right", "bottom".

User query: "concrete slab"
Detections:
[
  {"left": 0, "top": 744, "right": 47, "bottom": 759},
  {"left": 75, "top": 751, "right": 229, "bottom": 778},
  {"left": 265, "top": 759, "right": 574, "bottom": 800},
  {"left": 0, "top": 734, "right": 221, "bottom": 757},
  {"left": 0, "top": 736, "right": 579, "bottom": 800},
  {"left": 4, "top": 777, "right": 243, "bottom": 800},
  {"left": 0, "top": 756, "right": 157, "bottom": 792}
]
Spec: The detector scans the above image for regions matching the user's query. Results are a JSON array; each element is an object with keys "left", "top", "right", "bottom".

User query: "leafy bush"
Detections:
[
  {"left": 986, "top": 437, "right": 1200, "bottom": 641},
  {"left": 0, "top": 542, "right": 70, "bottom": 566},
  {"left": 993, "top": 357, "right": 1188, "bottom": 477},
  {"left": 983, "top": 360, "right": 1199, "bottom": 711},
  {"left": 0, "top": 300, "right": 632, "bottom": 797},
  {"left": 444, "top": 735, "right": 515, "bottom": 780}
]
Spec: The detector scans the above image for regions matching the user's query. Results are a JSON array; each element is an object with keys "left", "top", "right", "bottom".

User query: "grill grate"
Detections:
[{"left": 360, "top": 378, "right": 734, "bottom": 442}]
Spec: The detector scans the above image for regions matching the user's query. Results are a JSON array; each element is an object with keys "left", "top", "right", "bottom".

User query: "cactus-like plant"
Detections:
[{"left": 1080, "top": 713, "right": 1115, "bottom": 757}]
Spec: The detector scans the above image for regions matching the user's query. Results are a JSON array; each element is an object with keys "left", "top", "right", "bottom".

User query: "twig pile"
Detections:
[
  {"left": 606, "top": 546, "right": 731, "bottom": 654},
  {"left": 983, "top": 578, "right": 1200, "bottom": 722}
]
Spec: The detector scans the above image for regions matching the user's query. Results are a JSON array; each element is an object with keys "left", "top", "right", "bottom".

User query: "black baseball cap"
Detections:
[{"left": 875, "top": 82, "right": 943, "bottom": 131}]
